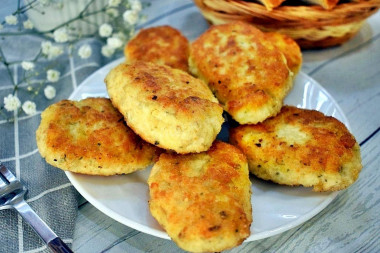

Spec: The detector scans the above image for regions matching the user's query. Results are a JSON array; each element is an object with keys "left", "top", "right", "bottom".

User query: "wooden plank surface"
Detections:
[{"left": 72, "top": 1, "right": 380, "bottom": 252}]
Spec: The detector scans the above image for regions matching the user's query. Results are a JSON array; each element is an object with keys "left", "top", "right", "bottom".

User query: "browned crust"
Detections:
[
  {"left": 107, "top": 62, "right": 219, "bottom": 117},
  {"left": 190, "top": 21, "right": 291, "bottom": 124},
  {"left": 36, "top": 98, "right": 160, "bottom": 175},
  {"left": 230, "top": 106, "right": 362, "bottom": 191},
  {"left": 124, "top": 25, "right": 189, "bottom": 72},
  {"left": 264, "top": 32, "right": 302, "bottom": 73},
  {"left": 105, "top": 61, "right": 223, "bottom": 153},
  {"left": 148, "top": 141, "right": 252, "bottom": 252}
]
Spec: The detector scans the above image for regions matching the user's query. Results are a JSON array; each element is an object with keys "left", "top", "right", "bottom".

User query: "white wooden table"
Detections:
[{"left": 72, "top": 1, "right": 380, "bottom": 252}]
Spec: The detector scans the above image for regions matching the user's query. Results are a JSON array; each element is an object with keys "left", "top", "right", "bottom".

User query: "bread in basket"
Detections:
[{"left": 193, "top": 0, "right": 380, "bottom": 49}]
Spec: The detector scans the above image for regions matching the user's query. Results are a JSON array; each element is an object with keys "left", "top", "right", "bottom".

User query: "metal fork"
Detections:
[{"left": 0, "top": 162, "right": 73, "bottom": 253}]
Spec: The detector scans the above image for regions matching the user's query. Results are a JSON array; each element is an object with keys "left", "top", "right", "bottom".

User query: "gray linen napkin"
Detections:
[{"left": 0, "top": 32, "right": 120, "bottom": 252}]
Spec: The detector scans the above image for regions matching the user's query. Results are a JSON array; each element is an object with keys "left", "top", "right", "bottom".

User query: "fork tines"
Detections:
[
  {"left": 0, "top": 162, "right": 18, "bottom": 182},
  {"left": 0, "top": 163, "right": 25, "bottom": 203}
]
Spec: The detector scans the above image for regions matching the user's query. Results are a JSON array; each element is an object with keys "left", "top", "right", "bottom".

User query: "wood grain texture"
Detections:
[{"left": 72, "top": 1, "right": 380, "bottom": 252}]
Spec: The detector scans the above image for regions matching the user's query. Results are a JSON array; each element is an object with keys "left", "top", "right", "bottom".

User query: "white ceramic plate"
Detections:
[{"left": 66, "top": 58, "right": 349, "bottom": 241}]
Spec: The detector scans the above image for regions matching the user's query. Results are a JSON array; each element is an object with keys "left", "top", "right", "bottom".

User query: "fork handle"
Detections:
[
  {"left": 48, "top": 238, "right": 74, "bottom": 253},
  {"left": 13, "top": 199, "right": 73, "bottom": 253}
]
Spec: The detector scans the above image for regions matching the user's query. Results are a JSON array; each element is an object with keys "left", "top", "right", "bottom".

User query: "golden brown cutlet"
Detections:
[
  {"left": 264, "top": 32, "right": 302, "bottom": 75},
  {"left": 230, "top": 105, "right": 362, "bottom": 192},
  {"left": 105, "top": 61, "right": 224, "bottom": 154},
  {"left": 36, "top": 98, "right": 159, "bottom": 175},
  {"left": 148, "top": 141, "right": 252, "bottom": 252},
  {"left": 125, "top": 25, "right": 189, "bottom": 72},
  {"left": 189, "top": 21, "right": 293, "bottom": 125}
]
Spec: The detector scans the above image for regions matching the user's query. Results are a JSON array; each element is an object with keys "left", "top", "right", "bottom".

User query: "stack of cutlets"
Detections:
[{"left": 36, "top": 22, "right": 362, "bottom": 253}]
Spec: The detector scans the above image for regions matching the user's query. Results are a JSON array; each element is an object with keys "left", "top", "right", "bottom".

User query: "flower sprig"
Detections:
[{"left": 0, "top": 0, "right": 147, "bottom": 121}]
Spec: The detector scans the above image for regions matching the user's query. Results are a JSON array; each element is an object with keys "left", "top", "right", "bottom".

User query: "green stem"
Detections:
[
  {"left": 49, "top": 8, "right": 107, "bottom": 32},
  {"left": 22, "top": 68, "right": 26, "bottom": 85},
  {"left": 17, "top": 0, "right": 22, "bottom": 31},
  {"left": 41, "top": 5, "right": 107, "bottom": 34},
  {"left": 80, "top": 0, "right": 99, "bottom": 16},
  {"left": 80, "top": 17, "right": 100, "bottom": 27},
  {"left": 7, "top": 48, "right": 43, "bottom": 87},
  {"left": 32, "top": 49, "right": 43, "bottom": 62},
  {"left": 30, "top": 81, "right": 46, "bottom": 100},
  {"left": 16, "top": 70, "right": 41, "bottom": 86},
  {"left": 17, "top": 0, "right": 38, "bottom": 14},
  {"left": 0, "top": 46, "right": 16, "bottom": 86},
  {"left": 20, "top": 3, "right": 39, "bottom": 14},
  {"left": 18, "top": 59, "right": 62, "bottom": 87},
  {"left": 0, "top": 3, "right": 108, "bottom": 37},
  {"left": 0, "top": 30, "right": 47, "bottom": 37}
]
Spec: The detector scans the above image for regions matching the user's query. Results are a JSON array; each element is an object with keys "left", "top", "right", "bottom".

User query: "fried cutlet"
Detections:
[
  {"left": 264, "top": 32, "right": 302, "bottom": 75},
  {"left": 230, "top": 106, "right": 362, "bottom": 192},
  {"left": 189, "top": 21, "right": 293, "bottom": 124},
  {"left": 148, "top": 141, "right": 252, "bottom": 252},
  {"left": 124, "top": 25, "right": 189, "bottom": 72},
  {"left": 105, "top": 61, "right": 224, "bottom": 154},
  {"left": 36, "top": 98, "right": 159, "bottom": 175}
]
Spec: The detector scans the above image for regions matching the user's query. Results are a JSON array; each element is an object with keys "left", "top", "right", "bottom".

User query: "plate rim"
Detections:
[{"left": 66, "top": 57, "right": 348, "bottom": 242}]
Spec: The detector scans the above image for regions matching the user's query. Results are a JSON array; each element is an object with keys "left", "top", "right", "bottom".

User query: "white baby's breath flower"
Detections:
[
  {"left": 130, "top": 0, "right": 142, "bottom": 12},
  {"left": 21, "top": 61, "right": 35, "bottom": 71},
  {"left": 99, "top": 23, "right": 113, "bottom": 38},
  {"left": 78, "top": 44, "right": 92, "bottom": 59},
  {"left": 107, "top": 37, "right": 123, "bottom": 49},
  {"left": 108, "top": 0, "right": 121, "bottom": 7},
  {"left": 44, "top": 85, "right": 56, "bottom": 100},
  {"left": 48, "top": 45, "right": 63, "bottom": 59},
  {"left": 106, "top": 8, "right": 119, "bottom": 17},
  {"left": 23, "top": 19, "right": 34, "bottom": 29},
  {"left": 41, "top": 41, "right": 52, "bottom": 55},
  {"left": 4, "top": 94, "right": 21, "bottom": 112},
  {"left": 113, "top": 32, "right": 127, "bottom": 43},
  {"left": 5, "top": 15, "right": 18, "bottom": 25},
  {"left": 123, "top": 10, "right": 139, "bottom": 25},
  {"left": 22, "top": 101, "right": 36, "bottom": 115},
  {"left": 101, "top": 45, "right": 115, "bottom": 58},
  {"left": 47, "top": 69, "right": 60, "bottom": 83},
  {"left": 41, "top": 41, "right": 63, "bottom": 59},
  {"left": 53, "top": 28, "right": 69, "bottom": 43}
]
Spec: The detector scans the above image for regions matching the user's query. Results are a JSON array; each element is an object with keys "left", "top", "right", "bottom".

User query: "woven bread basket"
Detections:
[{"left": 194, "top": 0, "right": 380, "bottom": 49}]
